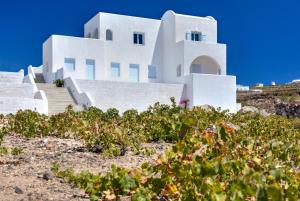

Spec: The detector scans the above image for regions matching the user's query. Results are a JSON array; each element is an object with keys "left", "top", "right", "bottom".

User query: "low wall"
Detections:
[
  {"left": 0, "top": 83, "right": 36, "bottom": 98},
  {"left": 0, "top": 97, "right": 47, "bottom": 115},
  {"left": 0, "top": 70, "right": 24, "bottom": 83},
  {"left": 183, "top": 74, "right": 237, "bottom": 112},
  {"left": 75, "top": 79, "right": 185, "bottom": 113}
]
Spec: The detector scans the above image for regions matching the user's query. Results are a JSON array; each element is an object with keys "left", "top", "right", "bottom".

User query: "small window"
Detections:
[
  {"left": 129, "top": 64, "right": 140, "bottom": 82},
  {"left": 148, "top": 65, "right": 157, "bottom": 79},
  {"left": 64, "top": 58, "right": 75, "bottom": 72},
  {"left": 94, "top": 28, "right": 99, "bottom": 39},
  {"left": 110, "top": 62, "right": 120, "bottom": 77},
  {"left": 133, "top": 33, "right": 144, "bottom": 45},
  {"left": 177, "top": 65, "right": 182, "bottom": 77},
  {"left": 186, "top": 31, "right": 203, "bottom": 41},
  {"left": 106, "top": 29, "right": 113, "bottom": 41}
]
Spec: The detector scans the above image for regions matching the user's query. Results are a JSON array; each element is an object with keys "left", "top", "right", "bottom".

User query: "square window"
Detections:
[
  {"left": 148, "top": 65, "right": 157, "bottom": 79},
  {"left": 111, "top": 62, "right": 120, "bottom": 78},
  {"left": 64, "top": 58, "right": 75, "bottom": 72},
  {"left": 133, "top": 33, "right": 144, "bottom": 45}
]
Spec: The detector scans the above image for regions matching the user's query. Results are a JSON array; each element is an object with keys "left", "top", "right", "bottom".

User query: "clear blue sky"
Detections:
[{"left": 0, "top": 0, "right": 299, "bottom": 86}]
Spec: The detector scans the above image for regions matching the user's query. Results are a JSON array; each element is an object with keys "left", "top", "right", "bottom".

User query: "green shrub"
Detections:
[
  {"left": 53, "top": 79, "right": 64, "bottom": 87},
  {"left": 54, "top": 115, "right": 300, "bottom": 200}
]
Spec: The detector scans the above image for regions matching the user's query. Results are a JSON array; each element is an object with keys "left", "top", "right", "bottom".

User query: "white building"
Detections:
[
  {"left": 37, "top": 11, "right": 237, "bottom": 113},
  {"left": 237, "top": 85, "right": 250, "bottom": 92}
]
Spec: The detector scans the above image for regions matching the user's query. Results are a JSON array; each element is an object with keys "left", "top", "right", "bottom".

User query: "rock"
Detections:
[
  {"left": 241, "top": 106, "right": 259, "bottom": 113},
  {"left": 42, "top": 171, "right": 54, "bottom": 181},
  {"left": 89, "top": 145, "right": 103, "bottom": 153},
  {"left": 259, "top": 109, "right": 270, "bottom": 117},
  {"left": 199, "top": 104, "right": 214, "bottom": 112},
  {"left": 14, "top": 186, "right": 23, "bottom": 194},
  {"left": 275, "top": 103, "right": 300, "bottom": 118}
]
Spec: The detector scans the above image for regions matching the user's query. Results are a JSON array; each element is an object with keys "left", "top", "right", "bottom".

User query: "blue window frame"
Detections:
[
  {"left": 64, "top": 58, "right": 75, "bottom": 72},
  {"left": 129, "top": 64, "right": 139, "bottom": 82},
  {"left": 186, "top": 32, "right": 203, "bottom": 41},
  {"left": 133, "top": 33, "right": 144, "bottom": 45},
  {"left": 111, "top": 62, "right": 120, "bottom": 77},
  {"left": 148, "top": 65, "right": 157, "bottom": 79}
]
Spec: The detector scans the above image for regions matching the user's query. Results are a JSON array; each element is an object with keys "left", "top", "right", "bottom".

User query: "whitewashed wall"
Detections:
[
  {"left": 43, "top": 35, "right": 105, "bottom": 83},
  {"left": 183, "top": 74, "right": 237, "bottom": 112},
  {"left": 75, "top": 79, "right": 184, "bottom": 113},
  {"left": 0, "top": 70, "right": 48, "bottom": 115},
  {"left": 0, "top": 97, "right": 47, "bottom": 115}
]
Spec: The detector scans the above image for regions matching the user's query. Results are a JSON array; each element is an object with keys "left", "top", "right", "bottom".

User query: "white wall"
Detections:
[
  {"left": 175, "top": 13, "right": 217, "bottom": 43},
  {"left": 0, "top": 70, "right": 48, "bottom": 115},
  {"left": 160, "top": 11, "right": 226, "bottom": 83},
  {"left": 43, "top": 35, "right": 105, "bottom": 83},
  {"left": 0, "top": 70, "right": 24, "bottom": 83},
  {"left": 98, "top": 13, "right": 162, "bottom": 83},
  {"left": 0, "top": 97, "right": 47, "bottom": 115},
  {"left": 75, "top": 79, "right": 184, "bottom": 113},
  {"left": 183, "top": 74, "right": 237, "bottom": 112}
]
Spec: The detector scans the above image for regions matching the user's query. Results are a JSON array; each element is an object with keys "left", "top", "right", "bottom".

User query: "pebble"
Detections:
[
  {"left": 14, "top": 186, "right": 23, "bottom": 194},
  {"left": 42, "top": 171, "right": 54, "bottom": 181}
]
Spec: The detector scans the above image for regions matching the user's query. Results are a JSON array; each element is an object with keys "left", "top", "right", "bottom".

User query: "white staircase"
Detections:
[{"left": 36, "top": 83, "right": 83, "bottom": 115}]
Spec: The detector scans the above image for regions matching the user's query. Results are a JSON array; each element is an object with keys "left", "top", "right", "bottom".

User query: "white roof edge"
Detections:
[
  {"left": 85, "top": 10, "right": 217, "bottom": 22},
  {"left": 98, "top": 12, "right": 161, "bottom": 22}
]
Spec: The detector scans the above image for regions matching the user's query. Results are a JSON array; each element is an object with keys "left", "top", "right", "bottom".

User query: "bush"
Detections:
[
  {"left": 54, "top": 116, "right": 300, "bottom": 200},
  {"left": 53, "top": 79, "right": 64, "bottom": 87}
]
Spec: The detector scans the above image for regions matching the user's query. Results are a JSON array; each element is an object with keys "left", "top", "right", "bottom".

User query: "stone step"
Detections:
[{"left": 36, "top": 83, "right": 84, "bottom": 115}]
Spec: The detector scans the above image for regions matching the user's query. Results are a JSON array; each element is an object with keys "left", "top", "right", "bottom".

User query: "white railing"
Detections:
[{"left": 64, "top": 77, "right": 94, "bottom": 108}]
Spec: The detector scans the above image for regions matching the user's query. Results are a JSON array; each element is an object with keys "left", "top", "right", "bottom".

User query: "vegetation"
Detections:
[
  {"left": 0, "top": 98, "right": 300, "bottom": 200},
  {"left": 53, "top": 79, "right": 65, "bottom": 87},
  {"left": 52, "top": 111, "right": 300, "bottom": 201}
]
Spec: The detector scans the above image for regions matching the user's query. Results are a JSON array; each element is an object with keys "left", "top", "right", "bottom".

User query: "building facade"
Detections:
[{"left": 42, "top": 10, "right": 237, "bottom": 112}]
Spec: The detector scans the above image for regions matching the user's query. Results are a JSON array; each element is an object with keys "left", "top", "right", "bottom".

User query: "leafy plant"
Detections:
[{"left": 53, "top": 79, "right": 64, "bottom": 87}]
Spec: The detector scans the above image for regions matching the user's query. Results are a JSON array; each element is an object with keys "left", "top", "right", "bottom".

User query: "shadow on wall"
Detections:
[{"left": 190, "top": 55, "right": 221, "bottom": 75}]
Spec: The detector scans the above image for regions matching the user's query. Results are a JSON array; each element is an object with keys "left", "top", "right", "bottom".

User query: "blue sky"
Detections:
[{"left": 0, "top": 0, "right": 299, "bottom": 85}]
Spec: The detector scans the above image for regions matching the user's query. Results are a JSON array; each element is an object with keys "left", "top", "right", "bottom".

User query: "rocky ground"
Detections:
[
  {"left": 238, "top": 84, "right": 300, "bottom": 117},
  {"left": 0, "top": 135, "right": 169, "bottom": 201}
]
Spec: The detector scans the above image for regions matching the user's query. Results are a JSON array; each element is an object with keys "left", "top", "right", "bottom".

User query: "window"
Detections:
[
  {"left": 186, "top": 31, "right": 203, "bottom": 41},
  {"left": 86, "top": 33, "right": 91, "bottom": 38},
  {"left": 110, "top": 62, "right": 120, "bottom": 77},
  {"left": 106, "top": 29, "right": 113, "bottom": 41},
  {"left": 64, "top": 58, "right": 75, "bottom": 72},
  {"left": 86, "top": 59, "right": 95, "bottom": 80},
  {"left": 133, "top": 33, "right": 144, "bottom": 45},
  {"left": 148, "top": 65, "right": 157, "bottom": 79},
  {"left": 93, "top": 28, "right": 99, "bottom": 39},
  {"left": 191, "top": 64, "right": 202, "bottom": 74},
  {"left": 129, "top": 64, "right": 139, "bottom": 82},
  {"left": 177, "top": 65, "right": 182, "bottom": 77}
]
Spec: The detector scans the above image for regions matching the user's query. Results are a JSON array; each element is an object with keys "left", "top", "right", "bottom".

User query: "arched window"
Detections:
[
  {"left": 93, "top": 28, "right": 99, "bottom": 39},
  {"left": 177, "top": 65, "right": 182, "bottom": 77},
  {"left": 106, "top": 29, "right": 113, "bottom": 41}
]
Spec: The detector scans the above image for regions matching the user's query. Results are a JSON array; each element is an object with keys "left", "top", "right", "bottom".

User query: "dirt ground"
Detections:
[{"left": 0, "top": 134, "right": 169, "bottom": 201}]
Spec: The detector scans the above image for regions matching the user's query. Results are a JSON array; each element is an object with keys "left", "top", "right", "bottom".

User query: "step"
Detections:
[{"left": 36, "top": 83, "right": 84, "bottom": 115}]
